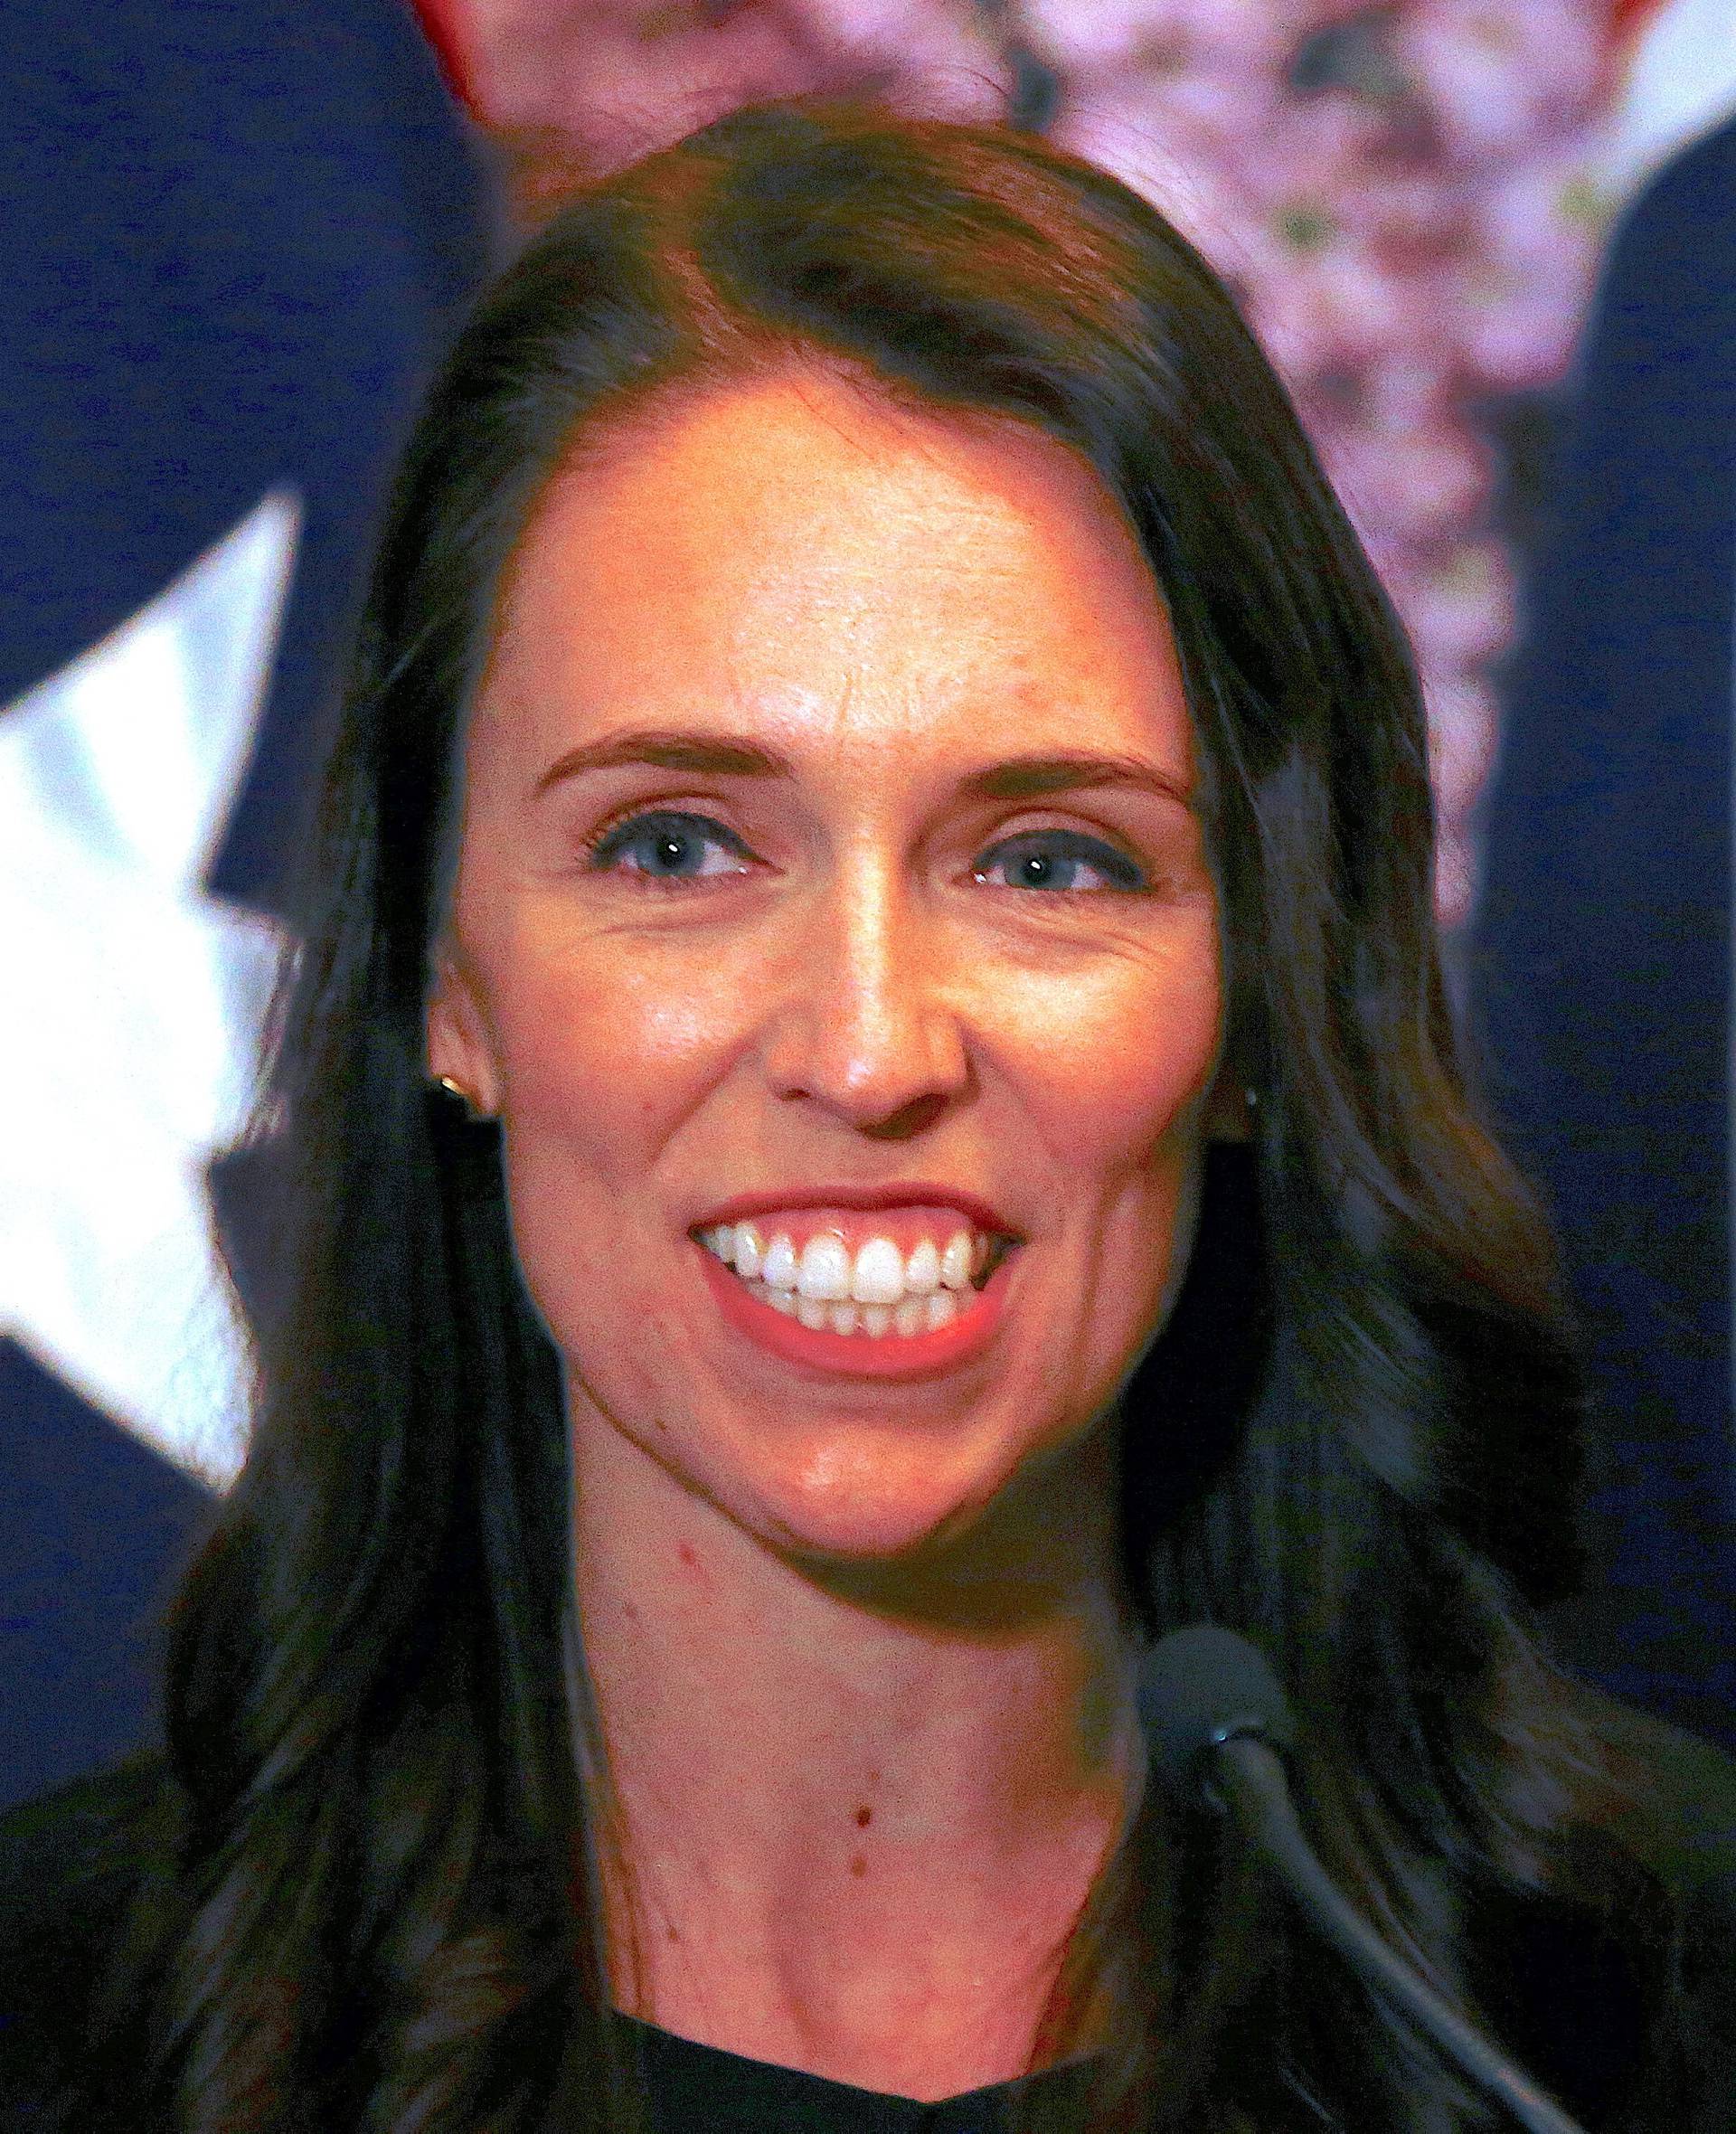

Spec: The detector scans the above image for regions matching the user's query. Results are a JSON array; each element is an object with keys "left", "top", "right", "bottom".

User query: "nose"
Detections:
[{"left": 760, "top": 855, "right": 972, "bottom": 1138}]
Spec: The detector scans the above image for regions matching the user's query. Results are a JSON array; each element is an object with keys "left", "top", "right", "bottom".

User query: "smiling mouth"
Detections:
[
  {"left": 693, "top": 1218, "right": 1012, "bottom": 1340},
  {"left": 688, "top": 1211, "right": 1019, "bottom": 1376}
]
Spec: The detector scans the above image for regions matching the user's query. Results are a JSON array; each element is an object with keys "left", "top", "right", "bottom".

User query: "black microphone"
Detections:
[{"left": 1138, "top": 1625, "right": 1588, "bottom": 2134}]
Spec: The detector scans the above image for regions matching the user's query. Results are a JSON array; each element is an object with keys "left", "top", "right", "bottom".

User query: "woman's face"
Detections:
[{"left": 430, "top": 370, "right": 1227, "bottom": 1565}]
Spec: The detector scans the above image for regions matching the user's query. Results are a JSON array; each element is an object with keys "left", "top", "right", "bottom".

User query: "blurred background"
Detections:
[{"left": 5, "top": 0, "right": 1734, "bottom": 1808}]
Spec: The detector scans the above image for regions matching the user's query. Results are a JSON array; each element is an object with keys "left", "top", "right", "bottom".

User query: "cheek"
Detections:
[
  {"left": 485, "top": 923, "right": 749, "bottom": 1143},
  {"left": 990, "top": 930, "right": 1223, "bottom": 1181},
  {"left": 988, "top": 930, "right": 1222, "bottom": 1390},
  {"left": 473, "top": 928, "right": 754, "bottom": 1327}
]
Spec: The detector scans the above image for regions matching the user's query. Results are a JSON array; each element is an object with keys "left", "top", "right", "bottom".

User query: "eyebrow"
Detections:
[{"left": 533, "top": 729, "right": 1194, "bottom": 807}]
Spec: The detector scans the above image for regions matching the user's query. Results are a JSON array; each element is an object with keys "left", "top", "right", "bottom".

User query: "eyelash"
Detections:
[{"left": 580, "top": 808, "right": 1150, "bottom": 895}]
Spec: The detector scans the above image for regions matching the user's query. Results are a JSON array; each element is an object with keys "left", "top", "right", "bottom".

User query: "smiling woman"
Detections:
[
  {"left": 429, "top": 373, "right": 1225, "bottom": 1570},
  {"left": 5, "top": 101, "right": 1734, "bottom": 2134}
]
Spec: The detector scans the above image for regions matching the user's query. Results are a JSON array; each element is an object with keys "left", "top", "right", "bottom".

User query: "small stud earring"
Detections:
[{"left": 435, "top": 1073, "right": 479, "bottom": 1117}]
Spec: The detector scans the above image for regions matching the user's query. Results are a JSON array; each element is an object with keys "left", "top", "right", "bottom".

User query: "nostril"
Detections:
[
  {"left": 761, "top": 974, "right": 972, "bottom": 1129},
  {"left": 854, "top": 1091, "right": 952, "bottom": 1141}
]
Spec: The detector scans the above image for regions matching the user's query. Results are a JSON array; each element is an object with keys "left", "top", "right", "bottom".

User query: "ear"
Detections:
[{"left": 425, "top": 942, "right": 502, "bottom": 1118}]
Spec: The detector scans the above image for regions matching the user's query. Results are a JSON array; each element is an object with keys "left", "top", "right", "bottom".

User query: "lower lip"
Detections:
[{"left": 695, "top": 1246, "right": 1015, "bottom": 1381}]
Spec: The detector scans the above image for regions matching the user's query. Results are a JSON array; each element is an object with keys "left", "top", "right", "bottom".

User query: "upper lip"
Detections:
[{"left": 690, "top": 1182, "right": 1020, "bottom": 1239}]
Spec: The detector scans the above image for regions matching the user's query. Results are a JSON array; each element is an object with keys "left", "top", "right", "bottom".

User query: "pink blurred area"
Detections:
[{"left": 415, "top": 0, "right": 1641, "bottom": 928}]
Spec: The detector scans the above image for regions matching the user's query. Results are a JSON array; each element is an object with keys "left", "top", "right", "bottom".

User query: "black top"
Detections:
[
  {"left": 3, "top": 1700, "right": 1735, "bottom": 2131},
  {"left": 623, "top": 2015, "right": 1083, "bottom": 2132}
]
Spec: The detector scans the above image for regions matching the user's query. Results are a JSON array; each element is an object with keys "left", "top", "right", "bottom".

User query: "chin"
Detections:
[{"left": 738, "top": 1426, "right": 1042, "bottom": 1576}]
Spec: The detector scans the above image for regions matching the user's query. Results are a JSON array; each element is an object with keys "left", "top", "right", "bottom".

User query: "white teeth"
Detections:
[
  {"left": 707, "top": 1214, "right": 1009, "bottom": 1334},
  {"left": 851, "top": 1235, "right": 906, "bottom": 1305},
  {"left": 701, "top": 1222, "right": 995, "bottom": 1298},
  {"left": 797, "top": 1233, "right": 851, "bottom": 1300},
  {"left": 903, "top": 1238, "right": 940, "bottom": 1295},
  {"left": 731, "top": 1273, "right": 984, "bottom": 1340}
]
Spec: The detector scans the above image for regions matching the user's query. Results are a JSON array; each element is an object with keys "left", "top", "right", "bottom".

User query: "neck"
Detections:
[{"left": 569, "top": 1405, "right": 1145, "bottom": 2098}]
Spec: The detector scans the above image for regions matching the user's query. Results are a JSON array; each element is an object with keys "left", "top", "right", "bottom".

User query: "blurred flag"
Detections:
[{"left": 0, "top": 0, "right": 490, "bottom": 1806}]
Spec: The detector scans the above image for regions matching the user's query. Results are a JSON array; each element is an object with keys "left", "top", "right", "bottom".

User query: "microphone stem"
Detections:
[{"left": 1215, "top": 1738, "right": 1589, "bottom": 2134}]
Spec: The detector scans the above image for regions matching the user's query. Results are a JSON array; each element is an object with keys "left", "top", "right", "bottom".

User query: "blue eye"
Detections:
[
  {"left": 588, "top": 810, "right": 751, "bottom": 883},
  {"left": 974, "top": 832, "right": 1145, "bottom": 893}
]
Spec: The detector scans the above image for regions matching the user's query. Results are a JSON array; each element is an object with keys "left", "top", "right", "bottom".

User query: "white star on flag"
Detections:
[{"left": 1, "top": 492, "right": 298, "bottom": 1487}]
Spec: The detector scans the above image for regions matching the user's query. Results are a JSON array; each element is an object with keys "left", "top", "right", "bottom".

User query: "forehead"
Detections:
[{"left": 476, "top": 368, "right": 1194, "bottom": 782}]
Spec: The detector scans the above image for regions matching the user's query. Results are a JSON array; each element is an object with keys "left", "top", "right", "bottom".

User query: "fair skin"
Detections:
[{"left": 429, "top": 368, "right": 1231, "bottom": 2099}]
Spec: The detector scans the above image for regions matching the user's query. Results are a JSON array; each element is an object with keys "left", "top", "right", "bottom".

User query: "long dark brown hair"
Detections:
[{"left": 80, "top": 102, "right": 1637, "bottom": 2133}]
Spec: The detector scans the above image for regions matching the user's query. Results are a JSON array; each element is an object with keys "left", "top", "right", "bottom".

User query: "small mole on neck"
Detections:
[
  {"left": 854, "top": 1805, "right": 872, "bottom": 1827},
  {"left": 677, "top": 1542, "right": 697, "bottom": 1567},
  {"left": 849, "top": 1854, "right": 867, "bottom": 1878}
]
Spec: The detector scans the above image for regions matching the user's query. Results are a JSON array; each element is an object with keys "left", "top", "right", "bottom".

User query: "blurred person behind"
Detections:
[{"left": 1473, "top": 108, "right": 1736, "bottom": 1749}]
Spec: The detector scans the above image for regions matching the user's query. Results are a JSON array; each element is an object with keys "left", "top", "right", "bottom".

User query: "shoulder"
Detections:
[
  {"left": 1586, "top": 1692, "right": 1736, "bottom": 1899},
  {"left": 1603, "top": 1690, "right": 1736, "bottom": 2125},
  {"left": 1614, "top": 109, "right": 1736, "bottom": 269},
  {"left": 0, "top": 1753, "right": 169, "bottom": 1963},
  {"left": 1585, "top": 1692, "right": 1736, "bottom": 2071},
  {"left": 1479, "top": 1688, "right": 1736, "bottom": 2134},
  {"left": 0, "top": 1757, "right": 172, "bottom": 2129},
  {"left": 1573, "top": 109, "right": 1736, "bottom": 473}
]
